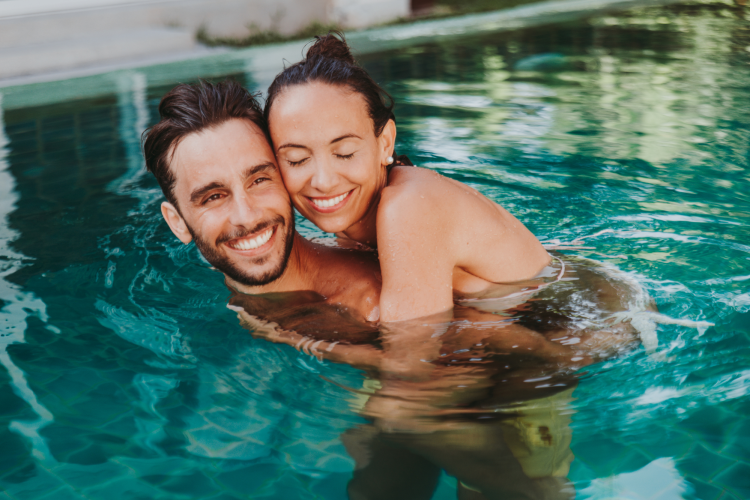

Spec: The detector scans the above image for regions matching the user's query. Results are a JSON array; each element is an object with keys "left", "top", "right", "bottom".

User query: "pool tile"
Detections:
[
  {"left": 712, "top": 463, "right": 750, "bottom": 499},
  {"left": 214, "top": 463, "right": 281, "bottom": 496},
  {"left": 687, "top": 478, "right": 733, "bottom": 500},
  {"left": 42, "top": 375, "right": 97, "bottom": 404},
  {"left": 678, "top": 444, "right": 737, "bottom": 482},
  {"left": 720, "top": 420, "right": 750, "bottom": 465},
  {"left": 155, "top": 471, "right": 221, "bottom": 497},
  {"left": 33, "top": 486, "right": 85, "bottom": 500},
  {"left": 680, "top": 407, "right": 738, "bottom": 453},
  {"left": 573, "top": 437, "right": 652, "bottom": 477},
  {"left": 0, "top": 430, "right": 35, "bottom": 479},
  {"left": 308, "top": 471, "right": 351, "bottom": 500},
  {"left": 82, "top": 476, "right": 167, "bottom": 499},
  {"left": 205, "top": 493, "right": 244, "bottom": 500},
  {"left": 2, "top": 467, "right": 69, "bottom": 500},
  {"left": 48, "top": 461, "right": 131, "bottom": 491},
  {"left": 1, "top": 463, "right": 38, "bottom": 486}
]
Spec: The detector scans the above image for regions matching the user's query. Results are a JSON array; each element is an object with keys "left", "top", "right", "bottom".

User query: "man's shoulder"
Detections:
[{"left": 311, "top": 243, "right": 381, "bottom": 318}]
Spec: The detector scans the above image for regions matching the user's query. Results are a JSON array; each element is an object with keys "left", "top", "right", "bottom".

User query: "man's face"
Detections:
[{"left": 162, "top": 118, "right": 295, "bottom": 287}]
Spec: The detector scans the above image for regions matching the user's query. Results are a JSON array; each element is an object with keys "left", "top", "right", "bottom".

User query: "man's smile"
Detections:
[
  {"left": 307, "top": 189, "right": 354, "bottom": 213},
  {"left": 225, "top": 225, "right": 276, "bottom": 253}
]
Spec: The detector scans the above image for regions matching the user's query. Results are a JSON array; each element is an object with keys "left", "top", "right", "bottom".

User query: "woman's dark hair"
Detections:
[
  {"left": 264, "top": 31, "right": 395, "bottom": 138},
  {"left": 142, "top": 79, "right": 267, "bottom": 209}
]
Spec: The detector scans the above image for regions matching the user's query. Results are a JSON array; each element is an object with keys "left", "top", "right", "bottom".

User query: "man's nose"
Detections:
[
  {"left": 309, "top": 159, "right": 338, "bottom": 193},
  {"left": 228, "top": 191, "right": 262, "bottom": 227}
]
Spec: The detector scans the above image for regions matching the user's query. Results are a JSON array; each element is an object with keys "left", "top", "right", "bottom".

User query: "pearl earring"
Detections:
[{"left": 386, "top": 156, "right": 394, "bottom": 165}]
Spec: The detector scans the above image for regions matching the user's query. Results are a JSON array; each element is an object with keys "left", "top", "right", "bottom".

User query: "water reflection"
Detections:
[{"left": 230, "top": 255, "right": 647, "bottom": 499}]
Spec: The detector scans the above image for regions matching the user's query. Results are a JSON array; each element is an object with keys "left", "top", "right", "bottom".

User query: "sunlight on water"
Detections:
[{"left": 0, "top": 1, "right": 748, "bottom": 498}]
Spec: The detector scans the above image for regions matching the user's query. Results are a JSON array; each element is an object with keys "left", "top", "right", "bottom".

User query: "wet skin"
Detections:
[
  {"left": 159, "top": 118, "right": 382, "bottom": 321},
  {"left": 268, "top": 82, "right": 552, "bottom": 323}
]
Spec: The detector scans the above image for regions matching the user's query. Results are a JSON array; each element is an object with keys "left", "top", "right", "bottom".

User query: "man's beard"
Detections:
[{"left": 188, "top": 214, "right": 295, "bottom": 287}]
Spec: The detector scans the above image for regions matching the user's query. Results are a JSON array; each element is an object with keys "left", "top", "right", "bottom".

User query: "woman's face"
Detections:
[{"left": 268, "top": 82, "right": 394, "bottom": 235}]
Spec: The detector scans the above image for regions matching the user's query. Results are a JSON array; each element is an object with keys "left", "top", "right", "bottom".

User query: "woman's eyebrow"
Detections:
[
  {"left": 276, "top": 142, "right": 307, "bottom": 151},
  {"left": 330, "top": 134, "right": 361, "bottom": 145}
]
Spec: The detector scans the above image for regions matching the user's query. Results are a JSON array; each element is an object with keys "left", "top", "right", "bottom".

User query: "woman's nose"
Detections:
[{"left": 309, "top": 160, "right": 337, "bottom": 193}]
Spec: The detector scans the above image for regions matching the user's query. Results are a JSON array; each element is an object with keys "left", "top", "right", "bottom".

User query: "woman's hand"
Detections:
[{"left": 228, "top": 304, "right": 385, "bottom": 371}]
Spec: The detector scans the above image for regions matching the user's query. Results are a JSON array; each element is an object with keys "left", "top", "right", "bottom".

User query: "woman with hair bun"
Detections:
[{"left": 265, "top": 32, "right": 552, "bottom": 324}]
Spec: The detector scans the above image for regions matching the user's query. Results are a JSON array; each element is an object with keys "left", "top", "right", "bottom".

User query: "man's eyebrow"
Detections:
[
  {"left": 188, "top": 163, "right": 275, "bottom": 204},
  {"left": 241, "top": 162, "right": 276, "bottom": 180},
  {"left": 190, "top": 182, "right": 225, "bottom": 204}
]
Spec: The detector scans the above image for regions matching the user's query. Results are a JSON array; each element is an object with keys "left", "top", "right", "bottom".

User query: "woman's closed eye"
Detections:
[
  {"left": 335, "top": 152, "right": 356, "bottom": 160},
  {"left": 285, "top": 157, "right": 309, "bottom": 167}
]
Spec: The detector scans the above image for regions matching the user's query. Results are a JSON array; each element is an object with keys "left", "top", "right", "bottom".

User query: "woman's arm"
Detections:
[
  {"left": 230, "top": 305, "right": 384, "bottom": 370},
  {"left": 376, "top": 185, "right": 457, "bottom": 322}
]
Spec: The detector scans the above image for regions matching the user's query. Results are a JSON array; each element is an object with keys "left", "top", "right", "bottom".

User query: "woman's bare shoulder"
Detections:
[{"left": 386, "top": 165, "right": 444, "bottom": 189}]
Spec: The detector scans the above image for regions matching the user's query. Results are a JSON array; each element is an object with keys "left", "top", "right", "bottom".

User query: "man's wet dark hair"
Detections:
[
  {"left": 142, "top": 79, "right": 267, "bottom": 208},
  {"left": 265, "top": 31, "right": 395, "bottom": 138}
]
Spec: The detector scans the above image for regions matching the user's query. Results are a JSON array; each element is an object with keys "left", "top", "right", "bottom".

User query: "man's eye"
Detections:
[
  {"left": 203, "top": 193, "right": 223, "bottom": 204},
  {"left": 287, "top": 158, "right": 308, "bottom": 167},
  {"left": 253, "top": 177, "right": 270, "bottom": 185}
]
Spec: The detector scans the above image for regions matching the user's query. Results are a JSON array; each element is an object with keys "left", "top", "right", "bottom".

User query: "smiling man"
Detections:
[{"left": 142, "top": 80, "right": 382, "bottom": 325}]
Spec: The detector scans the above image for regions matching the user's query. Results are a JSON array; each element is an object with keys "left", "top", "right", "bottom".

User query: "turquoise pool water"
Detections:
[{"left": 1, "top": 1, "right": 749, "bottom": 498}]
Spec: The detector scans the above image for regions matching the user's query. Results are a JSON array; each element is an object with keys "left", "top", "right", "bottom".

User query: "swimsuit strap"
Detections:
[{"left": 551, "top": 254, "right": 566, "bottom": 283}]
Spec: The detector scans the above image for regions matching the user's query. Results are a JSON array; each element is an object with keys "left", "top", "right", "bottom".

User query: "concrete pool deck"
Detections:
[
  {"left": 0, "top": 0, "right": 410, "bottom": 82},
  {"left": 0, "top": 0, "right": 685, "bottom": 110}
]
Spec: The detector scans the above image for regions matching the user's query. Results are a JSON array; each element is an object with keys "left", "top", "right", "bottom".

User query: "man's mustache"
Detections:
[{"left": 215, "top": 215, "right": 286, "bottom": 246}]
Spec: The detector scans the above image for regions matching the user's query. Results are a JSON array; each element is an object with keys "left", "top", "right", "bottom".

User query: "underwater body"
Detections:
[{"left": 1, "top": 1, "right": 749, "bottom": 498}]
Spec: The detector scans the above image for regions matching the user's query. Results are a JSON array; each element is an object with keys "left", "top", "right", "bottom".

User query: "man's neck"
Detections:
[{"left": 225, "top": 232, "right": 322, "bottom": 295}]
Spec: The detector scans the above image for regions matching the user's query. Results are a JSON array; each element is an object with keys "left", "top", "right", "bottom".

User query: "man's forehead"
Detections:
[{"left": 170, "top": 119, "right": 274, "bottom": 187}]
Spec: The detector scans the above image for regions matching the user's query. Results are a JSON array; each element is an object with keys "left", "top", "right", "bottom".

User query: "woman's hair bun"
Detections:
[{"left": 305, "top": 31, "right": 356, "bottom": 65}]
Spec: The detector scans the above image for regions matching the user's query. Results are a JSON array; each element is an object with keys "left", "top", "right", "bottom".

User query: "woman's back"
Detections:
[{"left": 376, "top": 165, "right": 550, "bottom": 321}]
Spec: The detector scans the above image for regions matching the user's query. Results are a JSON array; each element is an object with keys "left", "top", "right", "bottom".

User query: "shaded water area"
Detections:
[{"left": 1, "top": 1, "right": 749, "bottom": 498}]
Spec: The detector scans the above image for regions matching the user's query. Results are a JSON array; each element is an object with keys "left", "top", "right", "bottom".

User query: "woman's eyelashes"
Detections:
[
  {"left": 285, "top": 157, "right": 309, "bottom": 167},
  {"left": 284, "top": 151, "right": 356, "bottom": 166}
]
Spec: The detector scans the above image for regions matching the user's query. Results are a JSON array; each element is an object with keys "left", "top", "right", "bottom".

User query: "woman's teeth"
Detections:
[
  {"left": 311, "top": 192, "right": 349, "bottom": 209},
  {"left": 229, "top": 227, "right": 273, "bottom": 250}
]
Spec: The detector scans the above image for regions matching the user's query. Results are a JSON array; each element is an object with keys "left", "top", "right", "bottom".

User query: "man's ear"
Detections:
[
  {"left": 161, "top": 202, "right": 193, "bottom": 244},
  {"left": 379, "top": 119, "right": 397, "bottom": 164}
]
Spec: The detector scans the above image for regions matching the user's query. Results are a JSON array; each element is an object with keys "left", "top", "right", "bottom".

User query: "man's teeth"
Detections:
[
  {"left": 230, "top": 227, "right": 273, "bottom": 250},
  {"left": 311, "top": 192, "right": 348, "bottom": 209}
]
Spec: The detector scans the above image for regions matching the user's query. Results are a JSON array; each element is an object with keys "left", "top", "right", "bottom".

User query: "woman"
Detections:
[{"left": 264, "top": 32, "right": 552, "bottom": 323}]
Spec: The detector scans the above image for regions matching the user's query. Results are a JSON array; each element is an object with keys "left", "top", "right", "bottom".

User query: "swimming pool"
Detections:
[{"left": 0, "top": 1, "right": 748, "bottom": 498}]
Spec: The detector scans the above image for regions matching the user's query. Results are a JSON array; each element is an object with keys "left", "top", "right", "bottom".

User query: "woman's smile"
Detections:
[{"left": 306, "top": 189, "right": 354, "bottom": 213}]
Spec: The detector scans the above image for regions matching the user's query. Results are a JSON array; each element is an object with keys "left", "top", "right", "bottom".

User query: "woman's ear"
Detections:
[
  {"left": 379, "top": 119, "right": 397, "bottom": 165},
  {"left": 161, "top": 202, "right": 193, "bottom": 244}
]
